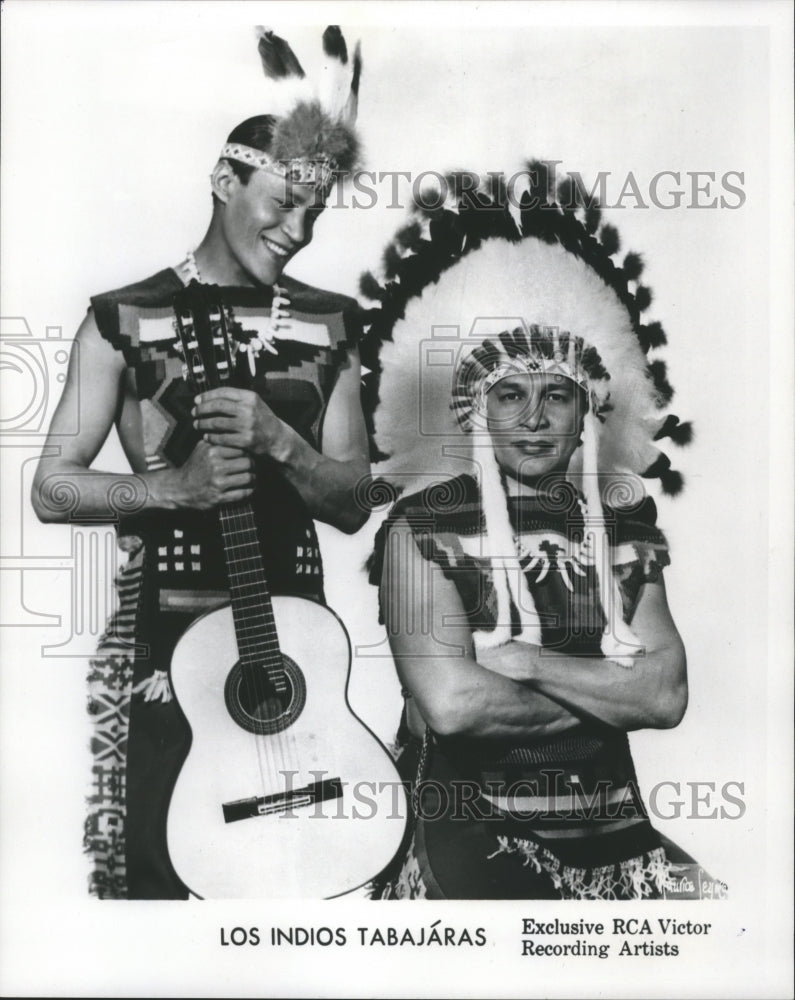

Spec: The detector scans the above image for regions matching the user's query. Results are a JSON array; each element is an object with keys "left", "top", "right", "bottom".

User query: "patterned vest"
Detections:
[{"left": 91, "top": 267, "right": 363, "bottom": 609}]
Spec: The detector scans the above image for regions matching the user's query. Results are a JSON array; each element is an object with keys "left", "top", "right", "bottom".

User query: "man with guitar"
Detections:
[{"left": 31, "top": 29, "right": 385, "bottom": 899}]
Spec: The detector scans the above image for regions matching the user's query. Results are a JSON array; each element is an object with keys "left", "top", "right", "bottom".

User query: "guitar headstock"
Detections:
[{"left": 172, "top": 280, "right": 240, "bottom": 393}]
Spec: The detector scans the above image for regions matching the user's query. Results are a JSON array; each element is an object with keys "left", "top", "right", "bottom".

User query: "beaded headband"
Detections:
[
  {"left": 452, "top": 327, "right": 603, "bottom": 434},
  {"left": 220, "top": 141, "right": 336, "bottom": 191}
]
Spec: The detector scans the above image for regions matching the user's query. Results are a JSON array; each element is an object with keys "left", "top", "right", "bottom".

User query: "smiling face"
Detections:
[
  {"left": 215, "top": 165, "right": 324, "bottom": 285},
  {"left": 485, "top": 372, "right": 585, "bottom": 486}
]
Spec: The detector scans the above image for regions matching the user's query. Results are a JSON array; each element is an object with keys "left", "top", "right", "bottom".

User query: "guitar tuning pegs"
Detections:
[{"left": 173, "top": 340, "right": 184, "bottom": 355}]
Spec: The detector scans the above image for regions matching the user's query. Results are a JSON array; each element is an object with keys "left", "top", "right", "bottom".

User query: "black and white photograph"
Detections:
[{"left": 1, "top": 1, "right": 792, "bottom": 996}]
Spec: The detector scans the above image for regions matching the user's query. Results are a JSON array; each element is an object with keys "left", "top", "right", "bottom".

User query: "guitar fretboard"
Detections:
[
  {"left": 218, "top": 501, "right": 286, "bottom": 690},
  {"left": 172, "top": 282, "right": 287, "bottom": 694}
]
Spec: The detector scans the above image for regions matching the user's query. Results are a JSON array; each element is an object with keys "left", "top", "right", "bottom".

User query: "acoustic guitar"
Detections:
[{"left": 166, "top": 280, "right": 407, "bottom": 898}]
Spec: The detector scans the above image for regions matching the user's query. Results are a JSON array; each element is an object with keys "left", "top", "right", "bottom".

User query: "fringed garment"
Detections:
[
  {"left": 369, "top": 474, "right": 722, "bottom": 900},
  {"left": 84, "top": 268, "right": 362, "bottom": 898}
]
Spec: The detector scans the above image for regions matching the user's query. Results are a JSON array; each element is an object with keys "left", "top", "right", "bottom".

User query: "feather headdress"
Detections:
[
  {"left": 220, "top": 26, "right": 362, "bottom": 193},
  {"left": 359, "top": 166, "right": 690, "bottom": 497}
]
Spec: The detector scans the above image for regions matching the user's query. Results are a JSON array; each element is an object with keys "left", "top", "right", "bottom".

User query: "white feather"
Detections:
[{"left": 318, "top": 49, "right": 352, "bottom": 120}]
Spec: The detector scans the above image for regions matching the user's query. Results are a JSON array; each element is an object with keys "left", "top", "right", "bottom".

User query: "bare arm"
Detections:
[
  {"left": 193, "top": 345, "right": 370, "bottom": 533},
  {"left": 31, "top": 313, "right": 254, "bottom": 523},
  {"left": 381, "top": 518, "right": 582, "bottom": 741},
  {"left": 487, "top": 576, "right": 688, "bottom": 731}
]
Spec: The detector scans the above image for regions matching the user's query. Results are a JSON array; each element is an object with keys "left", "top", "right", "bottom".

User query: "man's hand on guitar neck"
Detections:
[
  {"left": 192, "top": 384, "right": 370, "bottom": 534},
  {"left": 159, "top": 440, "right": 254, "bottom": 510},
  {"left": 192, "top": 388, "right": 290, "bottom": 461}
]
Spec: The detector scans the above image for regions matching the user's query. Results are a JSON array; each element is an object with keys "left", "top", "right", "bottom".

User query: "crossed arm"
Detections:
[
  {"left": 32, "top": 312, "right": 370, "bottom": 533},
  {"left": 381, "top": 518, "right": 688, "bottom": 742}
]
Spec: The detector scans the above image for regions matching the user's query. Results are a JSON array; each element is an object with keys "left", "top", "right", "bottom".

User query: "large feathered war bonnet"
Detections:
[
  {"left": 220, "top": 26, "right": 362, "bottom": 196},
  {"left": 360, "top": 167, "right": 692, "bottom": 665}
]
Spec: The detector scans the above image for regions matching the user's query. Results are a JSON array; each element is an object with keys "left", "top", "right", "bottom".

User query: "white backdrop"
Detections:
[{"left": 1, "top": 2, "right": 792, "bottom": 998}]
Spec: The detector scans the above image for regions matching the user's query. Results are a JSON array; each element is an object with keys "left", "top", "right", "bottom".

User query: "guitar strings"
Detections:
[
  {"left": 190, "top": 321, "right": 274, "bottom": 796},
  {"left": 224, "top": 500, "right": 300, "bottom": 796},
  {"left": 237, "top": 498, "right": 302, "bottom": 790},
  {"left": 223, "top": 501, "right": 283, "bottom": 795},
  {"left": 207, "top": 298, "right": 283, "bottom": 796},
  {"left": 220, "top": 296, "right": 300, "bottom": 796},
  {"left": 184, "top": 293, "right": 301, "bottom": 807}
]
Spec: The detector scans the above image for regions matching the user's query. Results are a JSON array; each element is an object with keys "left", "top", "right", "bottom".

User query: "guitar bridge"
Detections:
[{"left": 222, "top": 777, "right": 343, "bottom": 823}]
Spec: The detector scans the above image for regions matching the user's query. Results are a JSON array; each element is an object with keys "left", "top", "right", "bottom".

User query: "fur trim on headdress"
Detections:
[{"left": 270, "top": 100, "right": 360, "bottom": 174}]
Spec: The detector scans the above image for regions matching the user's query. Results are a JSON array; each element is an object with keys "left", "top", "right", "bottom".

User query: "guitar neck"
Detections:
[
  {"left": 172, "top": 281, "right": 287, "bottom": 686},
  {"left": 217, "top": 500, "right": 283, "bottom": 680}
]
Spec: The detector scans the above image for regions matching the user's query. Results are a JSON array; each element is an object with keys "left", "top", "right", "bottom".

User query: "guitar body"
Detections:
[{"left": 167, "top": 596, "right": 407, "bottom": 899}]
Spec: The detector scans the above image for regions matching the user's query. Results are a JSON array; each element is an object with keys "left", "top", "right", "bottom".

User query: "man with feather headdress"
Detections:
[
  {"left": 364, "top": 166, "right": 719, "bottom": 900},
  {"left": 31, "top": 27, "right": 371, "bottom": 899}
]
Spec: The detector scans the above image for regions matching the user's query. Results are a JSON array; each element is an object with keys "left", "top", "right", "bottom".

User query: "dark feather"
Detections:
[
  {"left": 428, "top": 210, "right": 466, "bottom": 257},
  {"left": 342, "top": 39, "right": 363, "bottom": 124},
  {"left": 322, "top": 25, "right": 348, "bottom": 64},
  {"left": 486, "top": 171, "right": 508, "bottom": 205},
  {"left": 634, "top": 285, "right": 653, "bottom": 312},
  {"left": 580, "top": 345, "right": 610, "bottom": 382},
  {"left": 654, "top": 415, "right": 693, "bottom": 445},
  {"left": 578, "top": 183, "right": 599, "bottom": 209},
  {"left": 659, "top": 467, "right": 684, "bottom": 496},
  {"left": 584, "top": 204, "right": 601, "bottom": 234},
  {"left": 600, "top": 224, "right": 620, "bottom": 255},
  {"left": 526, "top": 159, "right": 551, "bottom": 202},
  {"left": 257, "top": 28, "right": 305, "bottom": 80},
  {"left": 641, "top": 450, "right": 684, "bottom": 493},
  {"left": 395, "top": 221, "right": 423, "bottom": 250},
  {"left": 350, "top": 40, "right": 362, "bottom": 97},
  {"left": 669, "top": 420, "right": 693, "bottom": 445},
  {"left": 397, "top": 254, "right": 433, "bottom": 297},
  {"left": 622, "top": 251, "right": 644, "bottom": 281},
  {"left": 383, "top": 243, "right": 402, "bottom": 280},
  {"left": 557, "top": 174, "right": 577, "bottom": 212},
  {"left": 446, "top": 171, "right": 481, "bottom": 201},
  {"left": 642, "top": 451, "right": 668, "bottom": 479},
  {"left": 638, "top": 321, "right": 667, "bottom": 351},
  {"left": 648, "top": 359, "right": 674, "bottom": 406}
]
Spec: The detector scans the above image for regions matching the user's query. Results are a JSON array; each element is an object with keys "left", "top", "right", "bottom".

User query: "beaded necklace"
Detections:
[{"left": 180, "top": 250, "right": 289, "bottom": 373}]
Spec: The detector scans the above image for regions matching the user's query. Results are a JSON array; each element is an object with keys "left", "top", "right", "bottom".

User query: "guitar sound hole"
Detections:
[{"left": 224, "top": 654, "right": 306, "bottom": 735}]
